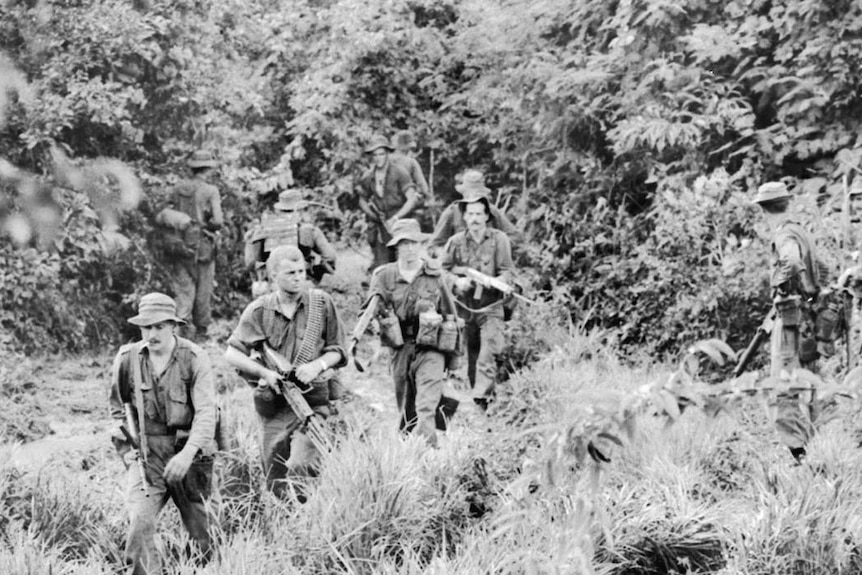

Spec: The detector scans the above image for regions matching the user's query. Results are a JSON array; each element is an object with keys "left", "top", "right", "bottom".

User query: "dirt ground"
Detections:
[{"left": 1, "top": 248, "right": 481, "bottom": 471}]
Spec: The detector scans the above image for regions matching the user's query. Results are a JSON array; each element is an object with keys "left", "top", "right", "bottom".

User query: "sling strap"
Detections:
[{"left": 130, "top": 343, "right": 148, "bottom": 464}]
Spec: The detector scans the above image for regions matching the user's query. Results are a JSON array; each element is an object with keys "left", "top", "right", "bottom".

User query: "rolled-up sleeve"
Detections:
[
  {"left": 108, "top": 350, "right": 128, "bottom": 421},
  {"left": 227, "top": 302, "right": 266, "bottom": 356},
  {"left": 321, "top": 293, "right": 348, "bottom": 368},
  {"left": 494, "top": 232, "right": 513, "bottom": 283}
]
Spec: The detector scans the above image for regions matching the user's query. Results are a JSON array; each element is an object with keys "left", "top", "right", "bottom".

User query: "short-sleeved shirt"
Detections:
[
  {"left": 109, "top": 337, "right": 217, "bottom": 454},
  {"left": 442, "top": 228, "right": 513, "bottom": 309},
  {"left": 357, "top": 161, "right": 419, "bottom": 219},
  {"left": 227, "top": 289, "right": 347, "bottom": 403},
  {"left": 390, "top": 153, "right": 429, "bottom": 197}
]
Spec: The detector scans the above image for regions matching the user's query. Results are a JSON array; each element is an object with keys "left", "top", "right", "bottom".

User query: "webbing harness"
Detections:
[{"left": 130, "top": 343, "right": 148, "bottom": 465}]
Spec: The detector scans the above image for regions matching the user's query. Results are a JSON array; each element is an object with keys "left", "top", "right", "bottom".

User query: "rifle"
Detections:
[
  {"left": 348, "top": 294, "right": 381, "bottom": 372},
  {"left": 120, "top": 403, "right": 149, "bottom": 497},
  {"left": 454, "top": 267, "right": 537, "bottom": 306},
  {"left": 260, "top": 344, "right": 333, "bottom": 454},
  {"left": 733, "top": 308, "right": 776, "bottom": 377}
]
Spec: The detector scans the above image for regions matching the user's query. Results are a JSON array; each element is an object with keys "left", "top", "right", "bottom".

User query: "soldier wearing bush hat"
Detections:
[
  {"left": 390, "top": 129, "right": 429, "bottom": 198},
  {"left": 357, "top": 134, "right": 421, "bottom": 272},
  {"left": 752, "top": 179, "right": 823, "bottom": 463},
  {"left": 428, "top": 169, "right": 520, "bottom": 250},
  {"left": 109, "top": 292, "right": 218, "bottom": 574},
  {"left": 363, "top": 218, "right": 460, "bottom": 446},
  {"left": 244, "top": 189, "right": 337, "bottom": 292},
  {"left": 155, "top": 150, "right": 224, "bottom": 341},
  {"left": 442, "top": 190, "right": 515, "bottom": 412}
]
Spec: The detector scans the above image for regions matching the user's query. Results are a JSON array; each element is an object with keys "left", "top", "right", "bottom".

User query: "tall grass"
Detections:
[{"left": 4, "top": 328, "right": 862, "bottom": 572}]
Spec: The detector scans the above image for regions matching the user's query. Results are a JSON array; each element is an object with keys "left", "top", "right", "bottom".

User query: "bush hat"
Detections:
[
  {"left": 187, "top": 150, "right": 218, "bottom": 169},
  {"left": 753, "top": 181, "right": 791, "bottom": 204},
  {"left": 364, "top": 134, "right": 394, "bottom": 154},
  {"left": 391, "top": 130, "right": 416, "bottom": 150},
  {"left": 128, "top": 293, "right": 186, "bottom": 326},
  {"left": 273, "top": 189, "right": 307, "bottom": 211},
  {"left": 386, "top": 218, "right": 430, "bottom": 247},
  {"left": 455, "top": 170, "right": 491, "bottom": 198}
]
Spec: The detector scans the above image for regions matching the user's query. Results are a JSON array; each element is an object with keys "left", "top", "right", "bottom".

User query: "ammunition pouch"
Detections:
[
  {"left": 379, "top": 315, "right": 404, "bottom": 349},
  {"left": 799, "top": 337, "right": 819, "bottom": 363}
]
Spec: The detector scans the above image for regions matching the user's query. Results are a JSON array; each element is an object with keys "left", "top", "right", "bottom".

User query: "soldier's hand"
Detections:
[
  {"left": 164, "top": 447, "right": 196, "bottom": 485},
  {"left": 258, "top": 370, "right": 280, "bottom": 391},
  {"left": 294, "top": 360, "right": 323, "bottom": 385},
  {"left": 454, "top": 277, "right": 472, "bottom": 294}
]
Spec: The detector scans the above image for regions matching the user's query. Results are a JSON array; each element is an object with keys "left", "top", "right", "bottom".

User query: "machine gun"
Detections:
[
  {"left": 120, "top": 403, "right": 149, "bottom": 497},
  {"left": 260, "top": 344, "right": 333, "bottom": 454},
  {"left": 733, "top": 308, "right": 776, "bottom": 377},
  {"left": 348, "top": 294, "right": 381, "bottom": 372},
  {"left": 453, "top": 267, "right": 537, "bottom": 306}
]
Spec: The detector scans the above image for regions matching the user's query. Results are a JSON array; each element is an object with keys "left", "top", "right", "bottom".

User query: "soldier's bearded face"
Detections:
[
  {"left": 272, "top": 259, "right": 306, "bottom": 293},
  {"left": 463, "top": 203, "right": 489, "bottom": 232}
]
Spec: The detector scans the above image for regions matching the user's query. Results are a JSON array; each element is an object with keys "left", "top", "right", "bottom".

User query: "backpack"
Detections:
[{"left": 154, "top": 208, "right": 200, "bottom": 260}]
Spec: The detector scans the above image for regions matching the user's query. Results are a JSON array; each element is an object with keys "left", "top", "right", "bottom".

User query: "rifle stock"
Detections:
[
  {"left": 121, "top": 403, "right": 149, "bottom": 497},
  {"left": 733, "top": 309, "right": 776, "bottom": 377},
  {"left": 349, "top": 294, "right": 381, "bottom": 372}
]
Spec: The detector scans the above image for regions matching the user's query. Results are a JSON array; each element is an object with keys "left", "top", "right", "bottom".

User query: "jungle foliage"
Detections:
[{"left": 3, "top": 0, "right": 862, "bottom": 355}]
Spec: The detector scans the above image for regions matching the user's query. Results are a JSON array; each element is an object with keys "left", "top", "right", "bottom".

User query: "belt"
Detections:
[{"left": 143, "top": 419, "right": 178, "bottom": 436}]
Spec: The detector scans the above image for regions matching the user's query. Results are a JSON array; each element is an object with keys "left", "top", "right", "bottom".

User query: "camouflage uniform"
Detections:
[
  {"left": 227, "top": 289, "right": 347, "bottom": 495},
  {"left": 164, "top": 174, "right": 223, "bottom": 337},
  {"left": 109, "top": 337, "right": 217, "bottom": 575},
  {"left": 442, "top": 227, "right": 513, "bottom": 404}
]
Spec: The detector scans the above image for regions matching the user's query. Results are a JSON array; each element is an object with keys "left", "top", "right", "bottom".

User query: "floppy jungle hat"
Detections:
[
  {"left": 187, "top": 150, "right": 218, "bottom": 169},
  {"left": 455, "top": 169, "right": 491, "bottom": 198},
  {"left": 364, "top": 134, "right": 394, "bottom": 154},
  {"left": 273, "top": 189, "right": 308, "bottom": 211},
  {"left": 127, "top": 293, "right": 186, "bottom": 326},
  {"left": 386, "top": 218, "right": 430, "bottom": 247},
  {"left": 753, "top": 181, "right": 791, "bottom": 204}
]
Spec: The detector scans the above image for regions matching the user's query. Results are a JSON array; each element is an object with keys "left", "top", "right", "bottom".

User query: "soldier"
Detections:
[
  {"left": 156, "top": 150, "right": 224, "bottom": 340},
  {"left": 428, "top": 170, "right": 520, "bottom": 252},
  {"left": 390, "top": 130, "right": 429, "bottom": 198},
  {"left": 109, "top": 292, "right": 218, "bottom": 575},
  {"left": 442, "top": 195, "right": 514, "bottom": 411},
  {"left": 357, "top": 134, "right": 420, "bottom": 272},
  {"left": 753, "top": 181, "right": 823, "bottom": 462},
  {"left": 245, "top": 189, "right": 337, "bottom": 294},
  {"left": 224, "top": 245, "right": 347, "bottom": 496},
  {"left": 362, "top": 219, "right": 461, "bottom": 446}
]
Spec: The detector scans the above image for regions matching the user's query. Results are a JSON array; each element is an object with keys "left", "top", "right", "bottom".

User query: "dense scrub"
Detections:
[
  {"left": 3, "top": 330, "right": 862, "bottom": 574},
  {"left": 3, "top": 0, "right": 862, "bottom": 358}
]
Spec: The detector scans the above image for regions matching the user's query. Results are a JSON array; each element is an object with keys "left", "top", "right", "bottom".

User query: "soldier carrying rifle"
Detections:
[
  {"left": 108, "top": 293, "right": 218, "bottom": 575},
  {"left": 357, "top": 134, "right": 421, "bottom": 272},
  {"left": 224, "top": 245, "right": 347, "bottom": 497},
  {"left": 442, "top": 194, "right": 515, "bottom": 412},
  {"left": 752, "top": 181, "right": 830, "bottom": 462}
]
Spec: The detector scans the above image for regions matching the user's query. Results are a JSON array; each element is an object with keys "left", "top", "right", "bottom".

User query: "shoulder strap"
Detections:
[
  {"left": 130, "top": 342, "right": 148, "bottom": 462},
  {"left": 294, "top": 289, "right": 326, "bottom": 365}
]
